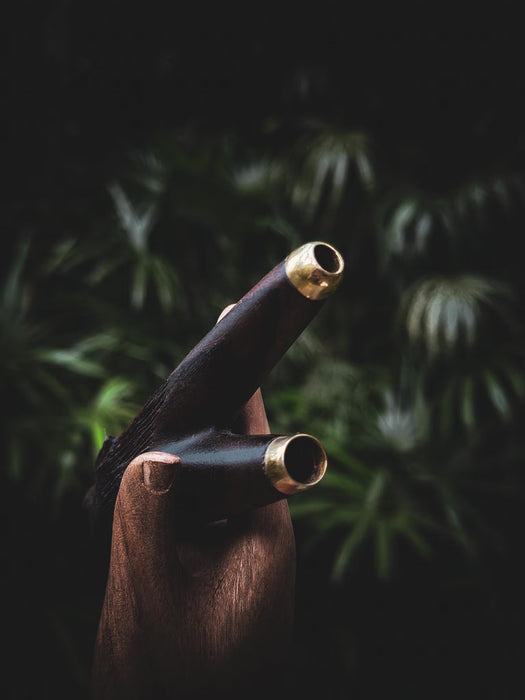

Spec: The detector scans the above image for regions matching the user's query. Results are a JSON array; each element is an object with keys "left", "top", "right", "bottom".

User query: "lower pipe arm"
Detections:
[{"left": 153, "top": 429, "right": 327, "bottom": 521}]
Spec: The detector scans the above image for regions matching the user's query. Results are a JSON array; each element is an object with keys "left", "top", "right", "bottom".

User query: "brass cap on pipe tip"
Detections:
[
  {"left": 264, "top": 434, "right": 328, "bottom": 495},
  {"left": 285, "top": 242, "right": 344, "bottom": 300}
]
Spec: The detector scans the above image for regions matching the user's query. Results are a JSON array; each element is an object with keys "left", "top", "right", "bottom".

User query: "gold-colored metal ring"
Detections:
[
  {"left": 285, "top": 241, "right": 344, "bottom": 300},
  {"left": 264, "top": 433, "right": 327, "bottom": 495}
]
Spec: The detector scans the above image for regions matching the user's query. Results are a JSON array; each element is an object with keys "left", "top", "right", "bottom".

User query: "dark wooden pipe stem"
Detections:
[
  {"left": 90, "top": 242, "right": 344, "bottom": 699},
  {"left": 154, "top": 429, "right": 327, "bottom": 521},
  {"left": 87, "top": 242, "right": 343, "bottom": 532}
]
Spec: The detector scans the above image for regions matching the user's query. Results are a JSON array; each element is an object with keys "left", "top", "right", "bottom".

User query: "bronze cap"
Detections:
[
  {"left": 285, "top": 241, "right": 344, "bottom": 300},
  {"left": 264, "top": 433, "right": 327, "bottom": 495}
]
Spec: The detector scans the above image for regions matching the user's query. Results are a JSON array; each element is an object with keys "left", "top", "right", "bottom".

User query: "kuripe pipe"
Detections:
[
  {"left": 87, "top": 241, "right": 343, "bottom": 528},
  {"left": 153, "top": 430, "right": 327, "bottom": 521}
]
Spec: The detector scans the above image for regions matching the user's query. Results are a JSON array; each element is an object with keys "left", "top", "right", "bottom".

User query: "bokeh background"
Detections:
[{"left": 3, "top": 3, "right": 525, "bottom": 698}]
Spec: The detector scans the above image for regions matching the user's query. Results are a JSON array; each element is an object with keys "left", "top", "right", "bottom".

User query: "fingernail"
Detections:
[
  {"left": 216, "top": 303, "right": 236, "bottom": 323},
  {"left": 143, "top": 459, "right": 177, "bottom": 493}
]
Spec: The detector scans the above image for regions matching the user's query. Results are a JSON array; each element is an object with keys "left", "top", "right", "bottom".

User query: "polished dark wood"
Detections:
[
  {"left": 155, "top": 428, "right": 284, "bottom": 522},
  {"left": 93, "top": 390, "right": 295, "bottom": 700},
  {"left": 90, "top": 245, "right": 343, "bottom": 698},
  {"left": 87, "top": 259, "right": 326, "bottom": 532}
]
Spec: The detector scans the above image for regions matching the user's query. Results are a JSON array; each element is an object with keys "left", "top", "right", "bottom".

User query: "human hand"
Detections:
[{"left": 92, "top": 389, "right": 296, "bottom": 700}]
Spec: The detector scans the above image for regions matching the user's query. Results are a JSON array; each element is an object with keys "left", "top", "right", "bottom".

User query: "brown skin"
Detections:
[{"left": 92, "top": 390, "right": 296, "bottom": 700}]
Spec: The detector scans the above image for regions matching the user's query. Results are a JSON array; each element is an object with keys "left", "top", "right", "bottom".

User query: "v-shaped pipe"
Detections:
[{"left": 86, "top": 241, "right": 344, "bottom": 532}]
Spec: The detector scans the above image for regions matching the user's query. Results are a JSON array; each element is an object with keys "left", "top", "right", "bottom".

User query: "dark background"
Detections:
[{"left": 2, "top": 3, "right": 525, "bottom": 698}]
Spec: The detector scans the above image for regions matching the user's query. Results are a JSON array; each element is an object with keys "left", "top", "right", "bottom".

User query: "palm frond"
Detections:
[
  {"left": 379, "top": 195, "right": 455, "bottom": 269},
  {"left": 455, "top": 172, "right": 525, "bottom": 227},
  {"left": 80, "top": 377, "right": 139, "bottom": 454},
  {"left": 432, "top": 356, "right": 525, "bottom": 436},
  {"left": 375, "top": 390, "right": 426, "bottom": 452},
  {"left": 231, "top": 160, "right": 273, "bottom": 194},
  {"left": 279, "top": 129, "right": 375, "bottom": 225},
  {"left": 109, "top": 183, "right": 158, "bottom": 252},
  {"left": 129, "top": 151, "right": 169, "bottom": 195},
  {"left": 401, "top": 274, "right": 515, "bottom": 359},
  {"left": 332, "top": 512, "right": 373, "bottom": 581},
  {"left": 1, "top": 237, "right": 31, "bottom": 322}
]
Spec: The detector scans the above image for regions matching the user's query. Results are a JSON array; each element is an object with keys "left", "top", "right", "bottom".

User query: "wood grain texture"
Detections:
[
  {"left": 88, "top": 261, "right": 325, "bottom": 532},
  {"left": 90, "top": 243, "right": 344, "bottom": 696},
  {"left": 93, "top": 390, "right": 296, "bottom": 700}
]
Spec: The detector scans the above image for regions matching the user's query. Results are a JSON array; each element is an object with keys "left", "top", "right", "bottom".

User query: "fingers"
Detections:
[
  {"left": 96, "top": 452, "right": 183, "bottom": 696},
  {"left": 218, "top": 303, "right": 271, "bottom": 436},
  {"left": 139, "top": 451, "right": 179, "bottom": 494},
  {"left": 110, "top": 452, "right": 182, "bottom": 584},
  {"left": 216, "top": 303, "right": 237, "bottom": 323},
  {"left": 117, "top": 450, "right": 180, "bottom": 513},
  {"left": 233, "top": 387, "right": 271, "bottom": 435}
]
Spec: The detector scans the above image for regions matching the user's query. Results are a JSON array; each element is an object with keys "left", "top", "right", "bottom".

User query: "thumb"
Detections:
[
  {"left": 109, "top": 451, "right": 182, "bottom": 587},
  {"left": 141, "top": 451, "right": 179, "bottom": 494},
  {"left": 95, "top": 452, "right": 182, "bottom": 697}
]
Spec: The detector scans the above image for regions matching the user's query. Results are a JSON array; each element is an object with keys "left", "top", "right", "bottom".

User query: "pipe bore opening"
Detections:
[
  {"left": 265, "top": 434, "right": 328, "bottom": 494},
  {"left": 285, "top": 241, "right": 344, "bottom": 300},
  {"left": 313, "top": 243, "right": 343, "bottom": 274},
  {"left": 283, "top": 435, "right": 327, "bottom": 485}
]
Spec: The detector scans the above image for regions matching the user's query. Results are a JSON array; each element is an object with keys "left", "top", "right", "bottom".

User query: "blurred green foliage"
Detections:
[
  {"left": 3, "top": 8, "right": 525, "bottom": 696},
  {"left": 3, "top": 123, "right": 525, "bottom": 578}
]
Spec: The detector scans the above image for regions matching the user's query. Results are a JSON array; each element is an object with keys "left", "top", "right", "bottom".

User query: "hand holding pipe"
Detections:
[
  {"left": 89, "top": 242, "right": 344, "bottom": 699},
  {"left": 87, "top": 242, "right": 344, "bottom": 530},
  {"left": 93, "top": 390, "right": 297, "bottom": 700}
]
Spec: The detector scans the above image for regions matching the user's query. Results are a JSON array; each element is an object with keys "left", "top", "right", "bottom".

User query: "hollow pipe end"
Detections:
[
  {"left": 285, "top": 242, "right": 344, "bottom": 300},
  {"left": 264, "top": 434, "right": 328, "bottom": 495}
]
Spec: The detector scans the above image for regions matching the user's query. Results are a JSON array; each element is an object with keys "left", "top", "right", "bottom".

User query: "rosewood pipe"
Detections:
[
  {"left": 153, "top": 429, "right": 327, "bottom": 522},
  {"left": 93, "top": 395, "right": 298, "bottom": 700},
  {"left": 87, "top": 241, "right": 344, "bottom": 530}
]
